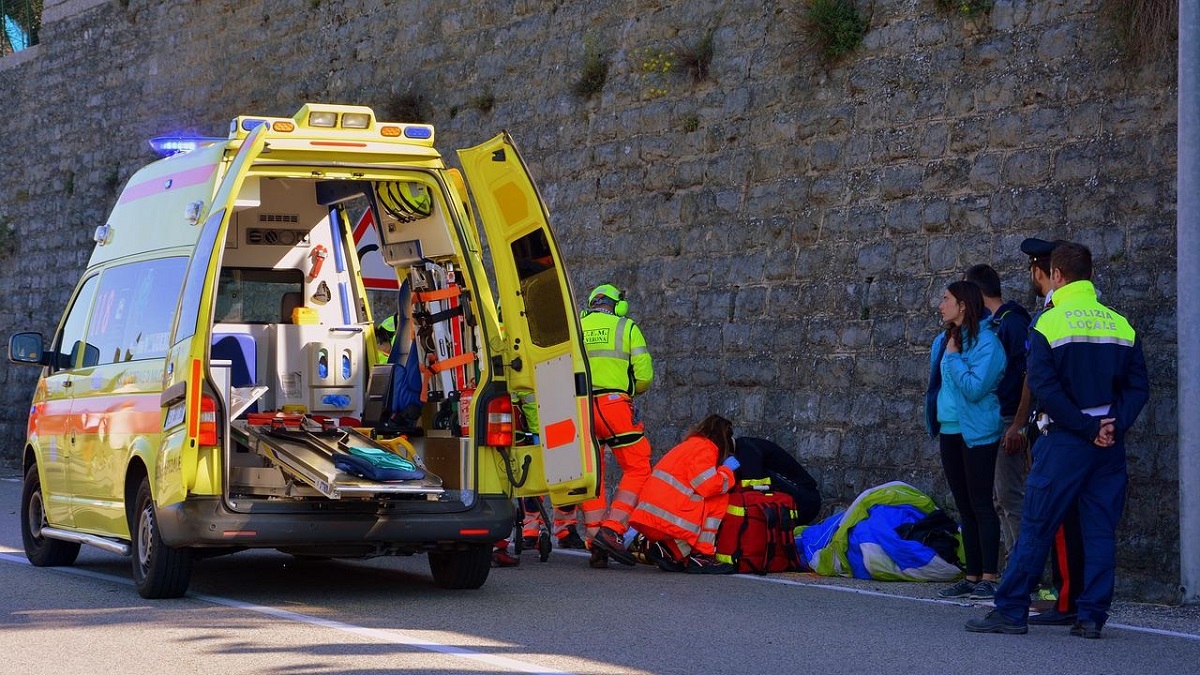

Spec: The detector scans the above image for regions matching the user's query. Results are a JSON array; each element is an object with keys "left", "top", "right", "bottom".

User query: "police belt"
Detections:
[{"left": 1038, "top": 404, "right": 1111, "bottom": 436}]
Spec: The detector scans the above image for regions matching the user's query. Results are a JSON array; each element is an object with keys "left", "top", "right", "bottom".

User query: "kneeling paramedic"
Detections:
[{"left": 629, "top": 415, "right": 739, "bottom": 574}]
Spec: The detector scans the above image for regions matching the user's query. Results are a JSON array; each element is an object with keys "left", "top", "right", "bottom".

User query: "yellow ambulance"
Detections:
[{"left": 7, "top": 103, "right": 600, "bottom": 598}]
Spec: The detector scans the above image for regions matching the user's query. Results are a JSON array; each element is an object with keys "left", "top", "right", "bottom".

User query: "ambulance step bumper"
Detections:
[{"left": 40, "top": 527, "right": 131, "bottom": 556}]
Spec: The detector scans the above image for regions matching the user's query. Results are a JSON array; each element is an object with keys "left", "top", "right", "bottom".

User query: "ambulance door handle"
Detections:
[{"left": 329, "top": 327, "right": 363, "bottom": 334}]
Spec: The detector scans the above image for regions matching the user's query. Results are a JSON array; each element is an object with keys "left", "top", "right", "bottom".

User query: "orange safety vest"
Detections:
[{"left": 629, "top": 436, "right": 735, "bottom": 553}]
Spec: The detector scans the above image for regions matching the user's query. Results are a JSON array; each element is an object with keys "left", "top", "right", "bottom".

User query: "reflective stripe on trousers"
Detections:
[{"left": 582, "top": 393, "right": 652, "bottom": 538}]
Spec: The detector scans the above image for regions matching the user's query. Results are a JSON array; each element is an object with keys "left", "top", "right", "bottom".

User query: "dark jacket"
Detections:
[
  {"left": 733, "top": 437, "right": 821, "bottom": 525},
  {"left": 987, "top": 300, "right": 1032, "bottom": 418}
]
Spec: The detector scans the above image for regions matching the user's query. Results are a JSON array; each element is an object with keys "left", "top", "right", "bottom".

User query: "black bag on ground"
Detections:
[{"left": 894, "top": 509, "right": 961, "bottom": 568}]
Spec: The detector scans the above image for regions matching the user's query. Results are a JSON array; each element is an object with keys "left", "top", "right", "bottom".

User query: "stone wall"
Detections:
[{"left": 0, "top": 0, "right": 1179, "bottom": 600}]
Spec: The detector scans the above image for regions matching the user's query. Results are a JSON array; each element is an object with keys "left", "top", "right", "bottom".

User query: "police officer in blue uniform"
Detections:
[{"left": 965, "top": 242, "right": 1149, "bottom": 638}]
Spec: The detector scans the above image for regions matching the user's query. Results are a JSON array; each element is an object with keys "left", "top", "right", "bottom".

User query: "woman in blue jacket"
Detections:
[{"left": 925, "top": 280, "right": 1007, "bottom": 600}]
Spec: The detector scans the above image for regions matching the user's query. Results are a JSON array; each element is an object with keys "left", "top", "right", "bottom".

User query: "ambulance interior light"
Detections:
[{"left": 149, "top": 135, "right": 226, "bottom": 158}]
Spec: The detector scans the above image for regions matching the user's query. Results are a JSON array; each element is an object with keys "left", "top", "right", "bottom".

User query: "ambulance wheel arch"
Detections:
[{"left": 456, "top": 134, "right": 600, "bottom": 506}]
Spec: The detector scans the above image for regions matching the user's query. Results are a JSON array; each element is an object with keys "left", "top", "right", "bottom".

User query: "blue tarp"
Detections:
[{"left": 797, "top": 481, "right": 963, "bottom": 581}]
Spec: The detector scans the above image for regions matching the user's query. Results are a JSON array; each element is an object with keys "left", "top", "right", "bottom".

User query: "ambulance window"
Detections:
[
  {"left": 511, "top": 229, "right": 569, "bottom": 348},
  {"left": 175, "top": 209, "right": 226, "bottom": 343},
  {"left": 86, "top": 258, "right": 188, "bottom": 365},
  {"left": 215, "top": 268, "right": 305, "bottom": 323},
  {"left": 54, "top": 275, "right": 99, "bottom": 371}
]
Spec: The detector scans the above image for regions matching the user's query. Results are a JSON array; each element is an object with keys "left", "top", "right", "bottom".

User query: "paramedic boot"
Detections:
[
  {"left": 645, "top": 541, "right": 686, "bottom": 573},
  {"left": 684, "top": 553, "right": 735, "bottom": 575},
  {"left": 492, "top": 546, "right": 519, "bottom": 568},
  {"left": 591, "top": 527, "right": 637, "bottom": 566},
  {"left": 589, "top": 546, "right": 609, "bottom": 569},
  {"left": 558, "top": 530, "right": 586, "bottom": 550}
]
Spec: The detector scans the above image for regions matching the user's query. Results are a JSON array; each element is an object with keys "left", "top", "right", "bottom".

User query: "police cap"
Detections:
[{"left": 1020, "top": 237, "right": 1061, "bottom": 264}]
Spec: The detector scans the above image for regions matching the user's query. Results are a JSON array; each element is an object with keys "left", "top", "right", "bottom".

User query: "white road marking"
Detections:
[
  {"left": 8, "top": 546, "right": 1200, "bottom": 645},
  {"left": 0, "top": 549, "right": 571, "bottom": 674}
]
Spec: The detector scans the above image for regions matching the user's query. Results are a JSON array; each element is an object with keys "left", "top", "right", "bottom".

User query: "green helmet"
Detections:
[{"left": 588, "top": 284, "right": 628, "bottom": 317}]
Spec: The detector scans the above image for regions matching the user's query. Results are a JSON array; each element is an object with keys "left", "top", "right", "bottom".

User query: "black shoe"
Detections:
[
  {"left": 1070, "top": 620, "right": 1102, "bottom": 639},
  {"left": 522, "top": 536, "right": 538, "bottom": 549},
  {"left": 558, "top": 530, "right": 586, "bottom": 549},
  {"left": 1029, "top": 608, "right": 1077, "bottom": 626},
  {"left": 965, "top": 610, "right": 1028, "bottom": 634},
  {"left": 938, "top": 578, "right": 977, "bottom": 599},
  {"left": 684, "top": 553, "right": 736, "bottom": 575},
  {"left": 645, "top": 541, "right": 686, "bottom": 573},
  {"left": 591, "top": 527, "right": 636, "bottom": 566},
  {"left": 588, "top": 546, "right": 609, "bottom": 569}
]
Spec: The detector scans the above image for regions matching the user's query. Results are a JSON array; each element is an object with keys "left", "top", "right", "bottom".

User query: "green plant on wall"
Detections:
[
  {"left": 573, "top": 37, "right": 609, "bottom": 99},
  {"left": 383, "top": 90, "right": 429, "bottom": 123},
  {"left": 807, "top": 0, "right": 868, "bottom": 60},
  {"left": 468, "top": 88, "right": 496, "bottom": 114},
  {"left": 1103, "top": 0, "right": 1176, "bottom": 65},
  {"left": 634, "top": 47, "right": 674, "bottom": 98},
  {"left": 674, "top": 28, "right": 715, "bottom": 83},
  {"left": 935, "top": 0, "right": 994, "bottom": 16},
  {"left": 0, "top": 217, "right": 17, "bottom": 260}
]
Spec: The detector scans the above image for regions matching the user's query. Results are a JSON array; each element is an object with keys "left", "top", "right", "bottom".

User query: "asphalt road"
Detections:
[{"left": 2, "top": 472, "right": 1199, "bottom": 675}]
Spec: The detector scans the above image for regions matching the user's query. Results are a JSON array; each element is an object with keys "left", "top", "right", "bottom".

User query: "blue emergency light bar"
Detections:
[{"left": 149, "top": 135, "right": 226, "bottom": 158}]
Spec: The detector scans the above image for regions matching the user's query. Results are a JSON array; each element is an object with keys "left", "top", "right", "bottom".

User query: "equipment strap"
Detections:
[
  {"left": 414, "top": 287, "right": 461, "bottom": 303},
  {"left": 428, "top": 352, "right": 475, "bottom": 374}
]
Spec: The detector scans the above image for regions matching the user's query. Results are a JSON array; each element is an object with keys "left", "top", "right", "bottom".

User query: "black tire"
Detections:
[
  {"left": 428, "top": 545, "right": 491, "bottom": 589},
  {"left": 537, "top": 530, "right": 552, "bottom": 562},
  {"left": 21, "top": 465, "right": 80, "bottom": 567},
  {"left": 131, "top": 477, "right": 193, "bottom": 599}
]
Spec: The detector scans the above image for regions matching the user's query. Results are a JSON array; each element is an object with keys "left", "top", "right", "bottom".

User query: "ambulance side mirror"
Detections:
[{"left": 8, "top": 332, "right": 50, "bottom": 366}]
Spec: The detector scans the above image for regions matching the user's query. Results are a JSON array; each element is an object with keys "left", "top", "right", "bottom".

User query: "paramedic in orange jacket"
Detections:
[
  {"left": 629, "top": 415, "right": 739, "bottom": 574},
  {"left": 580, "top": 284, "right": 655, "bottom": 568}
]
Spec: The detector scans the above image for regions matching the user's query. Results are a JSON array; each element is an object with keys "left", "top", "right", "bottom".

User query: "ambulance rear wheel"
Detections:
[
  {"left": 428, "top": 544, "right": 491, "bottom": 589},
  {"left": 21, "top": 465, "right": 80, "bottom": 567},
  {"left": 131, "top": 477, "right": 193, "bottom": 599}
]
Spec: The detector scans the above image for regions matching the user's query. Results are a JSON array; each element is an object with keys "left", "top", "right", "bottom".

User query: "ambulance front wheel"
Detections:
[
  {"left": 131, "top": 477, "right": 193, "bottom": 599},
  {"left": 428, "top": 544, "right": 492, "bottom": 589},
  {"left": 21, "top": 464, "right": 81, "bottom": 567}
]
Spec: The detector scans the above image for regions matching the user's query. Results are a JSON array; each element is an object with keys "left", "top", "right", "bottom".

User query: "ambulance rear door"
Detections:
[
  {"left": 159, "top": 125, "right": 269, "bottom": 507},
  {"left": 457, "top": 134, "right": 600, "bottom": 505}
]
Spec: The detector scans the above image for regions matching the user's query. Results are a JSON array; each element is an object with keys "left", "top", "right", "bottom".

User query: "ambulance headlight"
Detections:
[
  {"left": 308, "top": 111, "right": 338, "bottom": 128},
  {"left": 341, "top": 113, "right": 371, "bottom": 129}
]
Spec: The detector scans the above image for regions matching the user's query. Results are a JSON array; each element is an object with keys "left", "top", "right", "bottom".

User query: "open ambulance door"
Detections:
[
  {"left": 159, "top": 125, "right": 268, "bottom": 507},
  {"left": 457, "top": 133, "right": 600, "bottom": 506}
]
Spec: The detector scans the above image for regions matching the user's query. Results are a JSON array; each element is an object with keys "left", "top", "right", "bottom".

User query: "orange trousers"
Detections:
[{"left": 581, "top": 393, "right": 652, "bottom": 538}]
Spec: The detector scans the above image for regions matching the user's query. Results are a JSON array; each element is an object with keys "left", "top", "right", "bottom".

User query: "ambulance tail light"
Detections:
[
  {"left": 198, "top": 394, "right": 219, "bottom": 446},
  {"left": 485, "top": 396, "right": 514, "bottom": 446}
]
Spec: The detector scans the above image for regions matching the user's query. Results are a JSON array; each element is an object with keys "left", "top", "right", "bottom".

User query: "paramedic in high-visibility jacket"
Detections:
[
  {"left": 579, "top": 283, "right": 655, "bottom": 569},
  {"left": 966, "top": 242, "right": 1148, "bottom": 639}
]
